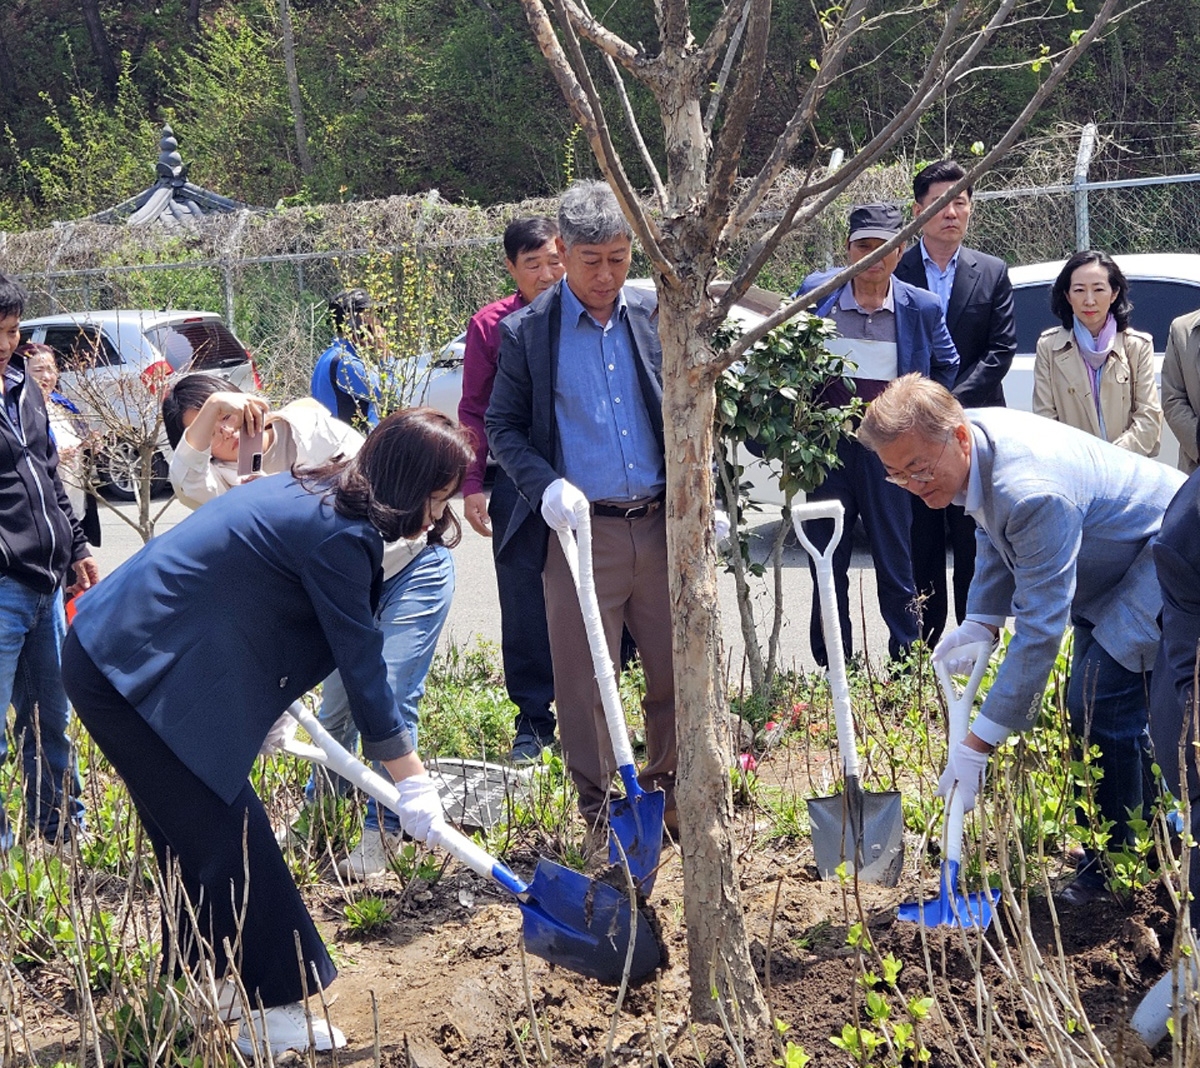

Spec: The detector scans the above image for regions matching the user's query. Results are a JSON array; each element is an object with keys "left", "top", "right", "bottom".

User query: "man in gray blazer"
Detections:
[{"left": 859, "top": 373, "right": 1186, "bottom": 904}]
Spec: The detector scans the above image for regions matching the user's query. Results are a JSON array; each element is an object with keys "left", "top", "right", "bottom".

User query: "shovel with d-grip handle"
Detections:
[
  {"left": 897, "top": 643, "right": 1000, "bottom": 928},
  {"left": 791, "top": 499, "right": 905, "bottom": 886},
  {"left": 282, "top": 703, "right": 663, "bottom": 984},
  {"left": 555, "top": 502, "right": 666, "bottom": 895}
]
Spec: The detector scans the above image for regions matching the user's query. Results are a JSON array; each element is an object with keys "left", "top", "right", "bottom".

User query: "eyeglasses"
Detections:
[{"left": 883, "top": 436, "right": 950, "bottom": 486}]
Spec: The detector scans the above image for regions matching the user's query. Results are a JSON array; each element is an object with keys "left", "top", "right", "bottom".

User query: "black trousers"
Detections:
[
  {"left": 61, "top": 631, "right": 336, "bottom": 1007},
  {"left": 489, "top": 470, "right": 557, "bottom": 742},
  {"left": 909, "top": 498, "right": 978, "bottom": 647}
]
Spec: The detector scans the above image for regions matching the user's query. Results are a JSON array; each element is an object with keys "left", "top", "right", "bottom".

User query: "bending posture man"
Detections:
[
  {"left": 0, "top": 273, "right": 98, "bottom": 847},
  {"left": 794, "top": 203, "right": 958, "bottom": 666},
  {"left": 486, "top": 181, "right": 677, "bottom": 836},
  {"left": 895, "top": 160, "right": 1016, "bottom": 645},
  {"left": 860, "top": 373, "right": 1184, "bottom": 904},
  {"left": 458, "top": 217, "right": 564, "bottom": 763}
]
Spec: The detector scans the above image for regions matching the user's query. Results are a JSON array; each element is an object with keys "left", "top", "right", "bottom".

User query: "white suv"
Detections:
[{"left": 20, "top": 310, "right": 259, "bottom": 499}]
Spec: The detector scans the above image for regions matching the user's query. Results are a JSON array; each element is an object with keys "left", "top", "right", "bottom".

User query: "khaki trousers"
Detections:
[{"left": 543, "top": 507, "right": 676, "bottom": 823}]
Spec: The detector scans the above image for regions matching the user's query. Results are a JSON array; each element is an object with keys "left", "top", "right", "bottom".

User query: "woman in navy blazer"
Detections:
[{"left": 62, "top": 408, "right": 473, "bottom": 1056}]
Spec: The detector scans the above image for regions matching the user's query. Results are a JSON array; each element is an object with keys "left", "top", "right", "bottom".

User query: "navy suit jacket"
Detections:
[
  {"left": 70, "top": 475, "right": 411, "bottom": 804},
  {"left": 796, "top": 270, "right": 959, "bottom": 388},
  {"left": 485, "top": 280, "right": 664, "bottom": 565},
  {"left": 894, "top": 244, "right": 1015, "bottom": 407}
]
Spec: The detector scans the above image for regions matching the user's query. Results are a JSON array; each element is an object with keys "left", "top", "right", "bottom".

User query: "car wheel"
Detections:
[{"left": 100, "top": 441, "right": 147, "bottom": 502}]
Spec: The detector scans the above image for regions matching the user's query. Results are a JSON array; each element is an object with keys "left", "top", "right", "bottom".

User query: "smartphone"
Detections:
[{"left": 237, "top": 426, "right": 264, "bottom": 477}]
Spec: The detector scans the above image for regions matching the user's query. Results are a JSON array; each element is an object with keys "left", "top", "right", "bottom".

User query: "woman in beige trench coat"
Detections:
[{"left": 1032, "top": 250, "right": 1162, "bottom": 456}]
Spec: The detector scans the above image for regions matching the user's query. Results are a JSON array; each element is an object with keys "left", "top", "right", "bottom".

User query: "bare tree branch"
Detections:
[
  {"left": 729, "top": 0, "right": 966, "bottom": 241},
  {"left": 695, "top": 0, "right": 754, "bottom": 82},
  {"left": 578, "top": 0, "right": 668, "bottom": 209},
  {"left": 518, "top": 0, "right": 673, "bottom": 277},
  {"left": 717, "top": 0, "right": 1122, "bottom": 369},
  {"left": 707, "top": 0, "right": 773, "bottom": 224},
  {"left": 702, "top": 0, "right": 751, "bottom": 139},
  {"left": 553, "top": 0, "right": 644, "bottom": 71}
]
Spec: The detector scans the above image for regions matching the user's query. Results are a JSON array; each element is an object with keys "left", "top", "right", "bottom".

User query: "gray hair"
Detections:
[
  {"left": 858, "top": 373, "right": 966, "bottom": 452},
  {"left": 558, "top": 180, "right": 633, "bottom": 248}
]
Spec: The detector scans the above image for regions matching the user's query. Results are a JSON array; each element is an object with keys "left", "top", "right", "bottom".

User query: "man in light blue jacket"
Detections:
[{"left": 859, "top": 373, "right": 1186, "bottom": 905}]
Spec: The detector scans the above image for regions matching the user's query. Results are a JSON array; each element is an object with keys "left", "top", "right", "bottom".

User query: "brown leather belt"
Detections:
[{"left": 591, "top": 494, "right": 665, "bottom": 520}]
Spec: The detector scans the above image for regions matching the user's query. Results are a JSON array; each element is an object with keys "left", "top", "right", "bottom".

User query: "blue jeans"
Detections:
[
  {"left": 0, "top": 577, "right": 84, "bottom": 842},
  {"left": 1067, "top": 623, "right": 1154, "bottom": 884},
  {"left": 304, "top": 545, "right": 453, "bottom": 833}
]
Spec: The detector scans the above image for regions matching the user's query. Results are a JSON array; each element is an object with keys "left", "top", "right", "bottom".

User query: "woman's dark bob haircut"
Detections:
[
  {"left": 303, "top": 407, "right": 474, "bottom": 547},
  {"left": 1050, "top": 250, "right": 1133, "bottom": 332}
]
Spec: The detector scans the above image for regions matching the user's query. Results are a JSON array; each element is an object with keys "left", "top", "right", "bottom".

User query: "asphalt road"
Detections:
[{"left": 88, "top": 494, "right": 895, "bottom": 676}]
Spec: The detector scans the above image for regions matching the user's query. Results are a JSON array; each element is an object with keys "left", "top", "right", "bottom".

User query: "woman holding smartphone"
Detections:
[{"left": 62, "top": 408, "right": 473, "bottom": 1056}]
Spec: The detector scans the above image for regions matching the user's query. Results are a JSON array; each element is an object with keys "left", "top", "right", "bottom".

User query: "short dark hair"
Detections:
[
  {"left": 0, "top": 273, "right": 27, "bottom": 321},
  {"left": 328, "top": 289, "right": 373, "bottom": 335},
  {"left": 503, "top": 217, "right": 558, "bottom": 263},
  {"left": 913, "top": 160, "right": 972, "bottom": 204},
  {"left": 303, "top": 407, "right": 474, "bottom": 546},
  {"left": 162, "top": 373, "right": 241, "bottom": 449},
  {"left": 1050, "top": 250, "right": 1133, "bottom": 332}
]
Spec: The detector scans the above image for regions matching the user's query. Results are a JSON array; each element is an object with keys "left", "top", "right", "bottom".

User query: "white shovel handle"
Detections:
[
  {"left": 282, "top": 704, "right": 512, "bottom": 889},
  {"left": 934, "top": 645, "right": 992, "bottom": 863},
  {"left": 555, "top": 505, "right": 637, "bottom": 771},
  {"left": 790, "top": 500, "right": 858, "bottom": 779}
]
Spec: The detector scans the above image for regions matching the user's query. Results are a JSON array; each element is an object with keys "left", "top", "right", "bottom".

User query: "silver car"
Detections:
[{"left": 20, "top": 310, "right": 258, "bottom": 500}]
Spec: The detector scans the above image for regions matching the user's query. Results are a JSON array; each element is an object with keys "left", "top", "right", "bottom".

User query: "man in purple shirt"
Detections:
[{"left": 457, "top": 217, "right": 564, "bottom": 763}]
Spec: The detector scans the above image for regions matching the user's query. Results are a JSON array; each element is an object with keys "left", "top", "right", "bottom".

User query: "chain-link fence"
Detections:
[{"left": 5, "top": 133, "right": 1200, "bottom": 406}]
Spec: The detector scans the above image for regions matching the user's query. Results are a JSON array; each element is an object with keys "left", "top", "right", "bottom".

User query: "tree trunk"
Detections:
[
  {"left": 187, "top": 0, "right": 202, "bottom": 37},
  {"left": 80, "top": 0, "right": 119, "bottom": 99},
  {"left": 279, "top": 0, "right": 314, "bottom": 176},
  {"left": 657, "top": 283, "right": 770, "bottom": 1026}
]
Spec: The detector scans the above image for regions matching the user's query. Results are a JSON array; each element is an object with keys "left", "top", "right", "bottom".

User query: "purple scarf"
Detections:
[{"left": 1073, "top": 314, "right": 1117, "bottom": 437}]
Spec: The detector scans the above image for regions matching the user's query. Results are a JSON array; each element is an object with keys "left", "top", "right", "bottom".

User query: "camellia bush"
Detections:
[{"left": 714, "top": 310, "right": 861, "bottom": 698}]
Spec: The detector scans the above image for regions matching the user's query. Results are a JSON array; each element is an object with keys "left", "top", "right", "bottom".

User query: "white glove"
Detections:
[
  {"left": 936, "top": 741, "right": 991, "bottom": 813},
  {"left": 540, "top": 478, "right": 587, "bottom": 532},
  {"left": 259, "top": 713, "right": 298, "bottom": 756},
  {"left": 713, "top": 509, "right": 731, "bottom": 543},
  {"left": 394, "top": 773, "right": 445, "bottom": 843},
  {"left": 932, "top": 619, "right": 996, "bottom": 674}
]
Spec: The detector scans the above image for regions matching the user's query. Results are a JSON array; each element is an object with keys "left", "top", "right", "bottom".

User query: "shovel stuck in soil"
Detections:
[
  {"left": 897, "top": 647, "right": 1000, "bottom": 929},
  {"left": 556, "top": 508, "right": 665, "bottom": 896},
  {"left": 791, "top": 501, "right": 905, "bottom": 887},
  {"left": 283, "top": 704, "right": 663, "bottom": 984}
]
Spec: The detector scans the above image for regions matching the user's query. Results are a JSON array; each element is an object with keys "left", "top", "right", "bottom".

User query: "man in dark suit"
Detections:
[
  {"left": 486, "top": 180, "right": 676, "bottom": 836},
  {"left": 795, "top": 203, "right": 959, "bottom": 666},
  {"left": 894, "top": 160, "right": 1017, "bottom": 646}
]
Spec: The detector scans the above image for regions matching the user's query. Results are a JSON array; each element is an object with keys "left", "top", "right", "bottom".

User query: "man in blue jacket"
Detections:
[
  {"left": 311, "top": 289, "right": 386, "bottom": 430},
  {"left": 0, "top": 273, "right": 99, "bottom": 850},
  {"left": 794, "top": 204, "right": 959, "bottom": 666}
]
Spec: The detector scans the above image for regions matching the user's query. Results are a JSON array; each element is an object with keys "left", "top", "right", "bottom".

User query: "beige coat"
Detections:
[
  {"left": 1161, "top": 308, "right": 1200, "bottom": 473},
  {"left": 1032, "top": 326, "right": 1162, "bottom": 457}
]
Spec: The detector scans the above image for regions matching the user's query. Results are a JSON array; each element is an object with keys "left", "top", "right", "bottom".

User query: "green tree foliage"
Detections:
[{"left": 1, "top": 0, "right": 1199, "bottom": 225}]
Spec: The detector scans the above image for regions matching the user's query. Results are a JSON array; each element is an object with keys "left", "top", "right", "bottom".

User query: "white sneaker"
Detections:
[
  {"left": 235, "top": 1001, "right": 346, "bottom": 1055},
  {"left": 336, "top": 829, "right": 404, "bottom": 881}
]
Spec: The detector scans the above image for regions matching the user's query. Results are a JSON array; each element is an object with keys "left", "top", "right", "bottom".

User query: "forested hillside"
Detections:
[{"left": 1, "top": 0, "right": 1197, "bottom": 228}]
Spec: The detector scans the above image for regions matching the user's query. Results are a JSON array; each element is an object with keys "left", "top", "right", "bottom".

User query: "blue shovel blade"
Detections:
[
  {"left": 520, "top": 858, "right": 663, "bottom": 984},
  {"left": 896, "top": 860, "right": 1001, "bottom": 929},
  {"left": 608, "top": 787, "right": 666, "bottom": 895}
]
